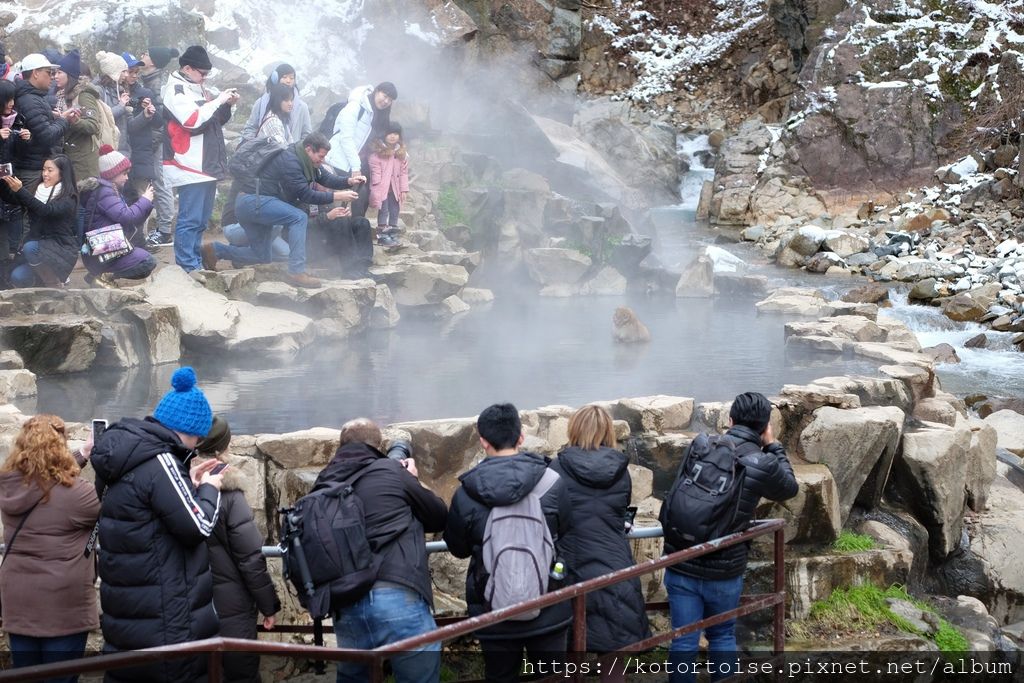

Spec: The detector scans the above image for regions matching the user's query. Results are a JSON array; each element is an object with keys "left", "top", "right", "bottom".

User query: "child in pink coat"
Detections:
[{"left": 368, "top": 122, "right": 409, "bottom": 247}]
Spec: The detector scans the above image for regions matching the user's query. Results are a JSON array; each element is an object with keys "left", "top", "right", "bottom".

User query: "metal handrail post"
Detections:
[{"left": 773, "top": 526, "right": 786, "bottom": 654}]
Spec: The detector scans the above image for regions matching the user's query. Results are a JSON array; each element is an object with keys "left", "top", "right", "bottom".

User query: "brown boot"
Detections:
[
  {"left": 32, "top": 263, "right": 63, "bottom": 288},
  {"left": 284, "top": 272, "right": 321, "bottom": 288},
  {"left": 201, "top": 243, "right": 218, "bottom": 271}
]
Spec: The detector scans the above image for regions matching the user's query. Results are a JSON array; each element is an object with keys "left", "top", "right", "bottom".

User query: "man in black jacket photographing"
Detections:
[
  {"left": 660, "top": 391, "right": 798, "bottom": 683},
  {"left": 313, "top": 417, "right": 448, "bottom": 683}
]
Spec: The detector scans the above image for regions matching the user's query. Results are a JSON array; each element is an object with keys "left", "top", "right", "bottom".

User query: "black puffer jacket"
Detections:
[
  {"left": 550, "top": 447, "right": 650, "bottom": 652},
  {"left": 314, "top": 442, "right": 448, "bottom": 606},
  {"left": 661, "top": 425, "right": 798, "bottom": 580},
  {"left": 208, "top": 473, "right": 280, "bottom": 636},
  {"left": 126, "top": 84, "right": 164, "bottom": 180},
  {"left": 0, "top": 182, "right": 79, "bottom": 281},
  {"left": 444, "top": 452, "right": 574, "bottom": 639},
  {"left": 13, "top": 79, "right": 69, "bottom": 173},
  {"left": 90, "top": 417, "right": 221, "bottom": 683}
]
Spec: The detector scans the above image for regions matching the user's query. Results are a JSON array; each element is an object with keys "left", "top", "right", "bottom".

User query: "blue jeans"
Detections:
[
  {"left": 223, "top": 222, "right": 289, "bottom": 259},
  {"left": 10, "top": 240, "right": 41, "bottom": 287},
  {"left": 665, "top": 570, "right": 744, "bottom": 683},
  {"left": 332, "top": 585, "right": 440, "bottom": 683},
  {"left": 9, "top": 630, "right": 89, "bottom": 683},
  {"left": 174, "top": 180, "right": 217, "bottom": 271},
  {"left": 234, "top": 194, "right": 308, "bottom": 274}
]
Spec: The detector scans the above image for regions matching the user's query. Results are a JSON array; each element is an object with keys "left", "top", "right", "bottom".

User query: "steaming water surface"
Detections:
[{"left": 26, "top": 292, "right": 880, "bottom": 434}]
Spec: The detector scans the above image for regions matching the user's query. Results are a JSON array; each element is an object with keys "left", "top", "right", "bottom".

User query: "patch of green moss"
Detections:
[
  {"left": 938, "top": 67, "right": 984, "bottom": 103},
  {"left": 436, "top": 184, "right": 468, "bottom": 227},
  {"left": 807, "top": 584, "right": 968, "bottom": 653},
  {"left": 832, "top": 531, "right": 877, "bottom": 553}
]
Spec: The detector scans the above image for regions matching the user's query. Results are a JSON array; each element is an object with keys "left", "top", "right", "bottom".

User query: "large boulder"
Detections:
[
  {"left": 966, "top": 417, "right": 998, "bottom": 512},
  {"left": 675, "top": 253, "right": 714, "bottom": 298},
  {"left": 982, "top": 410, "right": 1024, "bottom": 457},
  {"left": 611, "top": 396, "right": 694, "bottom": 433},
  {"left": 755, "top": 288, "right": 833, "bottom": 317},
  {"left": 523, "top": 248, "right": 592, "bottom": 286},
  {"left": 963, "top": 477, "right": 1024, "bottom": 623},
  {"left": 756, "top": 463, "right": 842, "bottom": 544},
  {"left": 0, "top": 316, "right": 103, "bottom": 375},
  {"left": 256, "top": 428, "right": 341, "bottom": 469},
  {"left": 255, "top": 280, "right": 378, "bottom": 331},
  {"left": 0, "top": 369, "right": 37, "bottom": 402},
  {"left": 372, "top": 262, "right": 469, "bottom": 306},
  {"left": 893, "top": 418, "right": 973, "bottom": 560},
  {"left": 121, "top": 304, "right": 182, "bottom": 365},
  {"left": 224, "top": 302, "right": 316, "bottom": 354},
  {"left": 799, "top": 406, "right": 904, "bottom": 523},
  {"left": 386, "top": 417, "right": 482, "bottom": 500},
  {"left": 141, "top": 267, "right": 240, "bottom": 347}
]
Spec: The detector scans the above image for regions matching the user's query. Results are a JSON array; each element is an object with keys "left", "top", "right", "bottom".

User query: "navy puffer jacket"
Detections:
[
  {"left": 550, "top": 447, "right": 651, "bottom": 652},
  {"left": 661, "top": 424, "right": 798, "bottom": 580},
  {"left": 13, "top": 79, "right": 68, "bottom": 172},
  {"left": 90, "top": 417, "right": 221, "bottom": 683}
]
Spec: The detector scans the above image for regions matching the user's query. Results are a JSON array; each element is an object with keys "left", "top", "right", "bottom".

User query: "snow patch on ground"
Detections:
[{"left": 592, "top": 0, "right": 768, "bottom": 102}]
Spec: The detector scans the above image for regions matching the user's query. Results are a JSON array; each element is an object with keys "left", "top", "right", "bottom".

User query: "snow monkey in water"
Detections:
[{"left": 612, "top": 306, "right": 651, "bottom": 343}]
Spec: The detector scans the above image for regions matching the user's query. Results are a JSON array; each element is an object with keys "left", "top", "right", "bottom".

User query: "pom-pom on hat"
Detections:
[
  {"left": 154, "top": 367, "right": 213, "bottom": 438},
  {"left": 98, "top": 144, "right": 131, "bottom": 180}
]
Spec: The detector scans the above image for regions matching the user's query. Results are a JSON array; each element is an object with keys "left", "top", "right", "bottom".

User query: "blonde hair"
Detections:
[
  {"left": 1, "top": 415, "right": 80, "bottom": 501},
  {"left": 567, "top": 405, "right": 617, "bottom": 451}
]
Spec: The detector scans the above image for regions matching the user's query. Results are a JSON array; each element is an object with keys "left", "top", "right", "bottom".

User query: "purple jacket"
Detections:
[{"left": 82, "top": 178, "right": 154, "bottom": 276}]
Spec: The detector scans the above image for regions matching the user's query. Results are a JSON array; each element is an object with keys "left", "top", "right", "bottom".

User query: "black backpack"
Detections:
[
  {"left": 317, "top": 98, "right": 367, "bottom": 139},
  {"left": 662, "top": 433, "right": 746, "bottom": 549},
  {"left": 228, "top": 137, "right": 287, "bottom": 194},
  {"left": 279, "top": 463, "right": 383, "bottom": 621}
]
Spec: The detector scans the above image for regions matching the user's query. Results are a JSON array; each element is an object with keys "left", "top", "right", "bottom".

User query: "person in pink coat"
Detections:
[{"left": 367, "top": 122, "right": 408, "bottom": 247}]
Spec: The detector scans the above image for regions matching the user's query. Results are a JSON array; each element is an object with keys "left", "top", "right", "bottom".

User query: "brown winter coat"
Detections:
[{"left": 0, "top": 471, "right": 100, "bottom": 636}]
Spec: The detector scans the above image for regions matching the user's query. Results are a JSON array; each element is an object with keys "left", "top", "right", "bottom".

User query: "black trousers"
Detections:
[
  {"left": 352, "top": 158, "right": 371, "bottom": 218},
  {"left": 479, "top": 627, "right": 569, "bottom": 683},
  {"left": 315, "top": 214, "right": 373, "bottom": 275}
]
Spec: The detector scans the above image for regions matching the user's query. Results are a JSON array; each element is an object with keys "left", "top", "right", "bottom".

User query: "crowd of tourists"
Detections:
[
  {"left": 0, "top": 364, "right": 797, "bottom": 683},
  {"left": 0, "top": 42, "right": 410, "bottom": 290}
]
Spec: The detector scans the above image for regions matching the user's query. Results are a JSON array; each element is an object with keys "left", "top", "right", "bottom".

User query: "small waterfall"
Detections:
[
  {"left": 881, "top": 291, "right": 1024, "bottom": 398},
  {"left": 676, "top": 134, "right": 715, "bottom": 217},
  {"left": 649, "top": 134, "right": 716, "bottom": 269}
]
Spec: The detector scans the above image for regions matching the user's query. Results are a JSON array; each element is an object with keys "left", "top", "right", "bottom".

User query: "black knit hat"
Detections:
[
  {"left": 148, "top": 46, "right": 179, "bottom": 70},
  {"left": 178, "top": 45, "right": 212, "bottom": 71},
  {"left": 197, "top": 415, "right": 232, "bottom": 456},
  {"left": 385, "top": 121, "right": 403, "bottom": 137}
]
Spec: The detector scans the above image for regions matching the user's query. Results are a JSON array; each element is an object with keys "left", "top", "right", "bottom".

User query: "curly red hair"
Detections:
[{"left": 1, "top": 414, "right": 80, "bottom": 500}]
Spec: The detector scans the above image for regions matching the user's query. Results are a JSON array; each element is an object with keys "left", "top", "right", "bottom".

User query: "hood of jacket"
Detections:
[
  {"left": 726, "top": 424, "right": 763, "bottom": 450},
  {"left": 555, "top": 446, "right": 628, "bottom": 489},
  {"left": 0, "top": 471, "right": 45, "bottom": 516},
  {"left": 459, "top": 451, "right": 550, "bottom": 507},
  {"left": 15, "top": 78, "right": 47, "bottom": 99},
  {"left": 315, "top": 441, "right": 387, "bottom": 489},
  {"left": 90, "top": 416, "right": 192, "bottom": 484}
]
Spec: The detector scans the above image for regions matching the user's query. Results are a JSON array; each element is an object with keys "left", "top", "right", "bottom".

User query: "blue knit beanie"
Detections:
[{"left": 153, "top": 367, "right": 213, "bottom": 437}]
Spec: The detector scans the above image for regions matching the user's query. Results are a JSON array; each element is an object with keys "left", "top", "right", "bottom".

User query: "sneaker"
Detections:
[
  {"left": 284, "top": 272, "right": 321, "bottom": 288},
  {"left": 187, "top": 270, "right": 207, "bottom": 285},
  {"left": 89, "top": 272, "right": 118, "bottom": 289},
  {"left": 384, "top": 225, "right": 402, "bottom": 235},
  {"left": 201, "top": 243, "right": 218, "bottom": 271},
  {"left": 377, "top": 233, "right": 400, "bottom": 248},
  {"left": 146, "top": 231, "right": 173, "bottom": 248}
]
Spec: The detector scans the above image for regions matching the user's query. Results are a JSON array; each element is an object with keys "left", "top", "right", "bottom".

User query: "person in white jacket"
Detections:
[
  {"left": 161, "top": 46, "right": 238, "bottom": 278},
  {"left": 325, "top": 81, "right": 396, "bottom": 217}
]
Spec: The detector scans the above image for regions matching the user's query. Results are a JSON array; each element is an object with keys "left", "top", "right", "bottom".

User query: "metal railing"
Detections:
[{"left": 0, "top": 519, "right": 787, "bottom": 683}]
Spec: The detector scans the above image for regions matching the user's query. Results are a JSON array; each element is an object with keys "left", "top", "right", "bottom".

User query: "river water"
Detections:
[{"left": 23, "top": 136, "right": 1016, "bottom": 432}]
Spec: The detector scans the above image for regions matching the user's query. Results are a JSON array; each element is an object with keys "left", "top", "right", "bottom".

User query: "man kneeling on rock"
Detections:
[{"left": 202, "top": 132, "right": 361, "bottom": 288}]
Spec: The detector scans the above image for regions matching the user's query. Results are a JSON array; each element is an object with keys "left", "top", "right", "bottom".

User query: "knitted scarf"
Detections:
[{"left": 294, "top": 141, "right": 316, "bottom": 183}]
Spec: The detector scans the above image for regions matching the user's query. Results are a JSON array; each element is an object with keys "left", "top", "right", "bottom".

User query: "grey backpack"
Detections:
[{"left": 481, "top": 468, "right": 560, "bottom": 620}]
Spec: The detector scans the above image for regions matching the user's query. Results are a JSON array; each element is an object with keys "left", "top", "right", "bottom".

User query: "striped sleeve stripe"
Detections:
[{"left": 157, "top": 452, "right": 220, "bottom": 536}]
